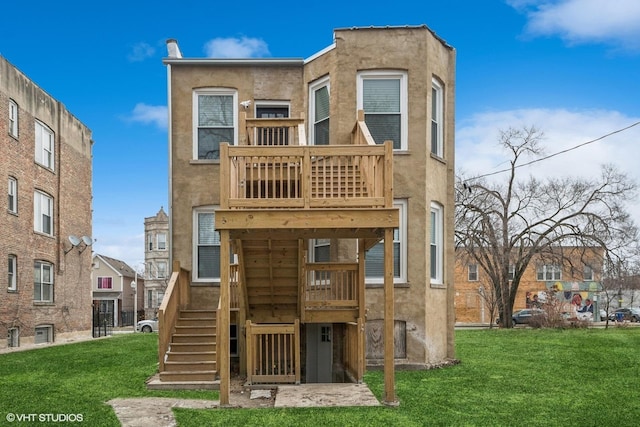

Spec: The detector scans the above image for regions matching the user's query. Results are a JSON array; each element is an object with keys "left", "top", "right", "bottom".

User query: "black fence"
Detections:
[{"left": 92, "top": 306, "right": 113, "bottom": 338}]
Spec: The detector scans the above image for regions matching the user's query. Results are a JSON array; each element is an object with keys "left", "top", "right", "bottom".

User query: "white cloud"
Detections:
[
  {"left": 508, "top": 0, "right": 640, "bottom": 51},
  {"left": 129, "top": 103, "right": 167, "bottom": 129},
  {"left": 456, "top": 108, "right": 640, "bottom": 217},
  {"left": 203, "top": 36, "right": 270, "bottom": 58},
  {"left": 128, "top": 42, "right": 156, "bottom": 62}
]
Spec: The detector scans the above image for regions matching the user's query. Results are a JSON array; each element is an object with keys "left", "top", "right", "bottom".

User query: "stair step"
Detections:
[
  {"left": 180, "top": 309, "right": 216, "bottom": 319},
  {"left": 169, "top": 342, "right": 216, "bottom": 352},
  {"left": 166, "top": 351, "right": 216, "bottom": 362},
  {"left": 176, "top": 318, "right": 216, "bottom": 327},
  {"left": 174, "top": 325, "right": 216, "bottom": 335},
  {"left": 159, "top": 370, "right": 217, "bottom": 383},
  {"left": 164, "top": 361, "right": 216, "bottom": 372},
  {"left": 171, "top": 334, "right": 216, "bottom": 343}
]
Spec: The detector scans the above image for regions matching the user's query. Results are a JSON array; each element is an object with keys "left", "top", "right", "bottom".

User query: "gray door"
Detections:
[{"left": 306, "top": 323, "right": 333, "bottom": 383}]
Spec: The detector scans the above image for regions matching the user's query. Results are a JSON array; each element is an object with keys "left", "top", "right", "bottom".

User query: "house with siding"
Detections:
[{"left": 158, "top": 25, "right": 456, "bottom": 404}]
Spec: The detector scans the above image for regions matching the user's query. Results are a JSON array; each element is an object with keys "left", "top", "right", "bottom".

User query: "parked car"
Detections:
[
  {"left": 608, "top": 308, "right": 640, "bottom": 322},
  {"left": 136, "top": 318, "right": 158, "bottom": 333},
  {"left": 511, "top": 308, "right": 546, "bottom": 325}
]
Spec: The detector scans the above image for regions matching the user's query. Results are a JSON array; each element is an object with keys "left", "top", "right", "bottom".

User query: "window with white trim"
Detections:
[
  {"left": 9, "top": 100, "right": 18, "bottom": 138},
  {"left": 8, "top": 254, "right": 17, "bottom": 291},
  {"left": 583, "top": 265, "right": 594, "bottom": 281},
  {"left": 309, "top": 77, "right": 330, "bottom": 145},
  {"left": 430, "top": 202, "right": 444, "bottom": 285},
  {"left": 357, "top": 71, "right": 408, "bottom": 150},
  {"left": 156, "top": 290, "right": 165, "bottom": 307},
  {"left": 147, "top": 290, "right": 153, "bottom": 308},
  {"left": 468, "top": 264, "right": 478, "bottom": 281},
  {"left": 508, "top": 264, "right": 516, "bottom": 281},
  {"left": 193, "top": 89, "right": 237, "bottom": 159},
  {"left": 365, "top": 200, "right": 407, "bottom": 284},
  {"left": 310, "top": 239, "right": 330, "bottom": 262},
  {"left": 97, "top": 277, "right": 113, "bottom": 289},
  {"left": 157, "top": 261, "right": 167, "bottom": 279},
  {"left": 431, "top": 78, "right": 444, "bottom": 157},
  {"left": 536, "top": 264, "right": 562, "bottom": 281},
  {"left": 147, "top": 233, "right": 153, "bottom": 251},
  {"left": 194, "top": 208, "right": 221, "bottom": 281},
  {"left": 157, "top": 233, "right": 167, "bottom": 250},
  {"left": 34, "top": 261, "right": 53, "bottom": 302},
  {"left": 34, "top": 191, "right": 53, "bottom": 236},
  {"left": 35, "top": 121, "right": 54, "bottom": 170},
  {"left": 8, "top": 177, "right": 17, "bottom": 214}
]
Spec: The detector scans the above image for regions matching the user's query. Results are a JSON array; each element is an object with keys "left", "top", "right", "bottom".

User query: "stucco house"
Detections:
[
  {"left": 144, "top": 207, "right": 170, "bottom": 319},
  {"left": 159, "top": 25, "right": 456, "bottom": 404}
]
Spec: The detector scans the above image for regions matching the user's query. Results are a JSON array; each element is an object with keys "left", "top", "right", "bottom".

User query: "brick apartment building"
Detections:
[{"left": 0, "top": 55, "right": 93, "bottom": 349}]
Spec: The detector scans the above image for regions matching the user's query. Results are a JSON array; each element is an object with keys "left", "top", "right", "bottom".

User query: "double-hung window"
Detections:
[
  {"left": 583, "top": 265, "right": 594, "bottom": 281},
  {"left": 193, "top": 89, "right": 237, "bottom": 160},
  {"left": 357, "top": 71, "right": 407, "bottom": 150},
  {"left": 9, "top": 100, "right": 18, "bottom": 138},
  {"left": 430, "top": 202, "right": 444, "bottom": 285},
  {"left": 365, "top": 200, "right": 407, "bottom": 284},
  {"left": 309, "top": 77, "right": 330, "bottom": 145},
  {"left": 8, "top": 254, "right": 17, "bottom": 291},
  {"left": 34, "top": 191, "right": 53, "bottom": 236},
  {"left": 157, "top": 261, "right": 167, "bottom": 279},
  {"left": 157, "top": 233, "right": 167, "bottom": 250},
  {"left": 431, "top": 78, "right": 444, "bottom": 157},
  {"left": 468, "top": 264, "right": 478, "bottom": 281},
  {"left": 35, "top": 121, "right": 54, "bottom": 170},
  {"left": 34, "top": 261, "right": 53, "bottom": 302},
  {"left": 8, "top": 177, "right": 17, "bottom": 213},
  {"left": 194, "top": 208, "right": 221, "bottom": 281}
]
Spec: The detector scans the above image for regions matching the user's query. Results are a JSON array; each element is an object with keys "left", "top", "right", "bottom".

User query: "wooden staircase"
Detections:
[{"left": 157, "top": 309, "right": 217, "bottom": 385}]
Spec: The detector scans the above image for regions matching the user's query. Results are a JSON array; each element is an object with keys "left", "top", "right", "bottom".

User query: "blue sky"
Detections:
[{"left": 2, "top": 0, "right": 639, "bottom": 269}]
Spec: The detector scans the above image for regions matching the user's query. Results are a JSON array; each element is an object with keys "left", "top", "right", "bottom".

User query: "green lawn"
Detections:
[{"left": 1, "top": 329, "right": 639, "bottom": 426}]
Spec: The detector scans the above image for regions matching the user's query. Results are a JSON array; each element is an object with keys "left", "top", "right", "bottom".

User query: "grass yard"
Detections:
[{"left": 1, "top": 328, "right": 639, "bottom": 426}]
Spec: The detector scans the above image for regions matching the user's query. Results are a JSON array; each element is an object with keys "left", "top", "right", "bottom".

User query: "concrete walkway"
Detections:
[{"left": 108, "top": 383, "right": 380, "bottom": 426}]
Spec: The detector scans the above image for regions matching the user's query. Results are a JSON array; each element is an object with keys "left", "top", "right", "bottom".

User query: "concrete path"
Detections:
[{"left": 107, "top": 397, "right": 217, "bottom": 427}]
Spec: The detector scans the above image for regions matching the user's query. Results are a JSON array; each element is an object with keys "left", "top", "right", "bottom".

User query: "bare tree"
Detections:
[{"left": 456, "top": 126, "right": 638, "bottom": 328}]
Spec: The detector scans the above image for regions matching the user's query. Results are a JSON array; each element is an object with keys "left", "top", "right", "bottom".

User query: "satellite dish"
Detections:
[
  {"left": 69, "top": 235, "right": 81, "bottom": 246},
  {"left": 81, "top": 236, "right": 93, "bottom": 246}
]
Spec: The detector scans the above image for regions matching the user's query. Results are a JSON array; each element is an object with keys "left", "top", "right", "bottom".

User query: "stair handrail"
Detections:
[{"left": 158, "top": 261, "right": 191, "bottom": 373}]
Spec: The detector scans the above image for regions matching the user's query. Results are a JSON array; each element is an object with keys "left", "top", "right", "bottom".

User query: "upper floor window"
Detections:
[
  {"left": 468, "top": 264, "right": 478, "bottom": 281},
  {"left": 365, "top": 200, "right": 407, "bottom": 284},
  {"left": 35, "top": 121, "right": 55, "bottom": 170},
  {"left": 8, "top": 254, "right": 17, "bottom": 291},
  {"left": 97, "top": 277, "right": 113, "bottom": 289},
  {"left": 194, "top": 208, "right": 221, "bottom": 281},
  {"left": 431, "top": 78, "right": 444, "bottom": 158},
  {"left": 34, "top": 261, "right": 54, "bottom": 302},
  {"left": 8, "top": 177, "right": 17, "bottom": 214},
  {"left": 147, "top": 233, "right": 153, "bottom": 251},
  {"left": 583, "top": 265, "right": 594, "bottom": 281},
  {"left": 357, "top": 71, "right": 408, "bottom": 150},
  {"left": 9, "top": 100, "right": 19, "bottom": 138},
  {"left": 430, "top": 202, "right": 444, "bottom": 285},
  {"left": 157, "top": 233, "right": 167, "bottom": 250},
  {"left": 193, "top": 89, "right": 237, "bottom": 160},
  {"left": 537, "top": 264, "right": 562, "bottom": 281},
  {"left": 157, "top": 261, "right": 167, "bottom": 279},
  {"left": 255, "top": 103, "right": 290, "bottom": 146},
  {"left": 508, "top": 264, "right": 516, "bottom": 281},
  {"left": 309, "top": 77, "right": 330, "bottom": 146},
  {"left": 34, "top": 191, "right": 54, "bottom": 236}
]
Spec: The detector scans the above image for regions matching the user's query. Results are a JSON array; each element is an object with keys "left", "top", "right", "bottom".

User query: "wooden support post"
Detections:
[
  {"left": 383, "top": 228, "right": 398, "bottom": 405},
  {"left": 219, "top": 229, "right": 231, "bottom": 406}
]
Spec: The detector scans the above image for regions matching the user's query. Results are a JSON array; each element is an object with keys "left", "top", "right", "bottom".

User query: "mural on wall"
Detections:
[{"left": 526, "top": 281, "right": 602, "bottom": 320}]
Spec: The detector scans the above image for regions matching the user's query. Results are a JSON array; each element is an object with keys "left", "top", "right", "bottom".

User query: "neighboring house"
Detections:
[
  {"left": 454, "top": 247, "right": 604, "bottom": 324},
  {"left": 144, "top": 207, "right": 169, "bottom": 318},
  {"left": 91, "top": 254, "right": 144, "bottom": 327},
  {"left": 160, "top": 25, "right": 455, "bottom": 404},
  {"left": 0, "top": 55, "right": 93, "bottom": 349}
]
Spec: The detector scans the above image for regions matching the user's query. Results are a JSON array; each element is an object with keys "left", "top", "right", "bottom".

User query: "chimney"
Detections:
[{"left": 166, "top": 39, "right": 182, "bottom": 59}]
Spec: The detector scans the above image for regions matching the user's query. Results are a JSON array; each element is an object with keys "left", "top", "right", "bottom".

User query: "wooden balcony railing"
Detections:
[
  {"left": 244, "top": 117, "right": 306, "bottom": 146},
  {"left": 303, "top": 262, "right": 359, "bottom": 310},
  {"left": 220, "top": 142, "right": 392, "bottom": 209},
  {"left": 158, "top": 262, "right": 191, "bottom": 372},
  {"left": 245, "top": 320, "right": 300, "bottom": 384}
]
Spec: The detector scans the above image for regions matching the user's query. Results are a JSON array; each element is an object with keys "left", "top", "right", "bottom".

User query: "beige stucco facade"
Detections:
[{"left": 166, "top": 26, "right": 456, "bottom": 367}]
